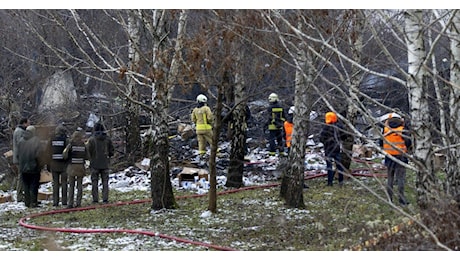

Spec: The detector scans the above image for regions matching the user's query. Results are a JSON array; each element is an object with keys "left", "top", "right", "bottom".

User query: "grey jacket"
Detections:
[{"left": 13, "top": 125, "right": 26, "bottom": 164}]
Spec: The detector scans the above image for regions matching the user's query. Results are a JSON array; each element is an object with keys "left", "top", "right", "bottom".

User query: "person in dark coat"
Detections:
[
  {"left": 86, "top": 123, "right": 114, "bottom": 204},
  {"left": 17, "top": 125, "right": 45, "bottom": 207},
  {"left": 65, "top": 127, "right": 88, "bottom": 208},
  {"left": 379, "top": 113, "right": 412, "bottom": 206},
  {"left": 49, "top": 125, "right": 69, "bottom": 207},
  {"left": 319, "top": 112, "right": 346, "bottom": 187}
]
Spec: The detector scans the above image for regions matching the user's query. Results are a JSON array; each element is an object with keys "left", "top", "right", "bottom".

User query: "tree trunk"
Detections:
[
  {"left": 446, "top": 10, "right": 460, "bottom": 204},
  {"left": 405, "top": 10, "right": 437, "bottom": 208},
  {"left": 208, "top": 86, "right": 224, "bottom": 213},
  {"left": 280, "top": 41, "right": 311, "bottom": 209},
  {"left": 125, "top": 11, "right": 142, "bottom": 166},
  {"left": 149, "top": 9, "right": 177, "bottom": 210},
  {"left": 226, "top": 53, "right": 247, "bottom": 188},
  {"left": 341, "top": 10, "right": 365, "bottom": 178},
  {"left": 150, "top": 90, "right": 177, "bottom": 210}
]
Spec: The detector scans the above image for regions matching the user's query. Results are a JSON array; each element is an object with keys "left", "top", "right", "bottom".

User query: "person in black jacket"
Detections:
[
  {"left": 319, "top": 112, "right": 346, "bottom": 187},
  {"left": 86, "top": 123, "right": 114, "bottom": 204},
  {"left": 49, "top": 125, "right": 69, "bottom": 207},
  {"left": 17, "top": 125, "right": 45, "bottom": 207}
]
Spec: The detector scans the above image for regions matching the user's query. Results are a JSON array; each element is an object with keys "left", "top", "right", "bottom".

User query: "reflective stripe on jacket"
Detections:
[
  {"left": 51, "top": 138, "right": 66, "bottom": 160},
  {"left": 70, "top": 143, "right": 86, "bottom": 164},
  {"left": 268, "top": 107, "right": 285, "bottom": 130},
  {"left": 383, "top": 125, "right": 407, "bottom": 155},
  {"left": 191, "top": 106, "right": 213, "bottom": 131}
]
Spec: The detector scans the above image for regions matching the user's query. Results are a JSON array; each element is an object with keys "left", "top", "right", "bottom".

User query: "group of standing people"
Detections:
[
  {"left": 12, "top": 118, "right": 114, "bottom": 208},
  {"left": 189, "top": 92, "right": 412, "bottom": 206}
]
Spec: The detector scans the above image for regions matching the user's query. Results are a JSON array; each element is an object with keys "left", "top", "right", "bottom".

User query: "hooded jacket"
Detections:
[
  {"left": 18, "top": 129, "right": 43, "bottom": 174},
  {"left": 13, "top": 125, "right": 27, "bottom": 164},
  {"left": 86, "top": 130, "right": 114, "bottom": 170}
]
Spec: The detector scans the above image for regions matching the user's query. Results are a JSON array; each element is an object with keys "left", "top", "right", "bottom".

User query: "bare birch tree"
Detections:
[
  {"left": 444, "top": 10, "right": 460, "bottom": 204},
  {"left": 404, "top": 10, "right": 438, "bottom": 208},
  {"left": 124, "top": 10, "right": 142, "bottom": 165}
]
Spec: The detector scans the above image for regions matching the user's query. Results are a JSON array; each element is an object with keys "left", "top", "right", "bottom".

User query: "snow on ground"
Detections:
[
  {"left": 1, "top": 139, "right": 376, "bottom": 252},
  {"left": 0, "top": 139, "right": 338, "bottom": 214}
]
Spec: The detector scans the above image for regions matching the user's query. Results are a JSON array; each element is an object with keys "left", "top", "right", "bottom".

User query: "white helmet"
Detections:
[
  {"left": 268, "top": 93, "right": 278, "bottom": 102},
  {"left": 288, "top": 106, "right": 295, "bottom": 115},
  {"left": 196, "top": 94, "right": 207, "bottom": 103}
]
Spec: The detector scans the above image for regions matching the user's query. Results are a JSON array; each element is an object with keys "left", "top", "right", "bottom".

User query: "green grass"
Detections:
[{"left": 9, "top": 174, "right": 421, "bottom": 251}]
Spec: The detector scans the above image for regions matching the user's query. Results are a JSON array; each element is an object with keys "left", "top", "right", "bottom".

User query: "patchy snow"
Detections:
[{"left": 0, "top": 140, "right": 386, "bottom": 253}]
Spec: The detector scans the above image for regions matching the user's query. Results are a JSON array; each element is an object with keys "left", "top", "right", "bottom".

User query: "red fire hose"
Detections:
[{"left": 18, "top": 159, "right": 388, "bottom": 251}]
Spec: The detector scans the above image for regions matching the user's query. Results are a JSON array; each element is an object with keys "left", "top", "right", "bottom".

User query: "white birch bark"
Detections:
[
  {"left": 446, "top": 10, "right": 460, "bottom": 203},
  {"left": 404, "top": 10, "right": 436, "bottom": 207}
]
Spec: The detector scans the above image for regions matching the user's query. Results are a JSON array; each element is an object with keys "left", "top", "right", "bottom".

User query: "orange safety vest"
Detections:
[
  {"left": 284, "top": 121, "right": 294, "bottom": 148},
  {"left": 383, "top": 125, "right": 407, "bottom": 155}
]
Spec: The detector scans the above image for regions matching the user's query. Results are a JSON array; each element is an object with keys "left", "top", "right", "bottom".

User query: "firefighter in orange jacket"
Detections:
[
  {"left": 284, "top": 106, "right": 295, "bottom": 154},
  {"left": 379, "top": 113, "right": 412, "bottom": 206},
  {"left": 191, "top": 94, "right": 214, "bottom": 157}
]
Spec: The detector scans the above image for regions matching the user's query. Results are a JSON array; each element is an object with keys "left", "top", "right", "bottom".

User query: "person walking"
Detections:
[
  {"left": 284, "top": 106, "right": 295, "bottom": 154},
  {"left": 49, "top": 125, "right": 69, "bottom": 207},
  {"left": 379, "top": 113, "right": 412, "bottom": 206},
  {"left": 319, "top": 111, "right": 346, "bottom": 187},
  {"left": 17, "top": 125, "right": 45, "bottom": 208},
  {"left": 265, "top": 93, "right": 286, "bottom": 156},
  {"left": 86, "top": 122, "right": 114, "bottom": 204},
  {"left": 191, "top": 94, "right": 214, "bottom": 158},
  {"left": 12, "top": 117, "right": 30, "bottom": 202},
  {"left": 65, "top": 127, "right": 88, "bottom": 208}
]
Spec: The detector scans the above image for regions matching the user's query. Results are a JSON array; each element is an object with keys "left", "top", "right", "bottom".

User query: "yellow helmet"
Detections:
[{"left": 268, "top": 93, "right": 279, "bottom": 102}]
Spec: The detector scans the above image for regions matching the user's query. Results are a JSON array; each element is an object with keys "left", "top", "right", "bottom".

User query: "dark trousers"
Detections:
[
  {"left": 91, "top": 168, "right": 110, "bottom": 203},
  {"left": 68, "top": 175, "right": 83, "bottom": 207},
  {"left": 268, "top": 129, "right": 283, "bottom": 154},
  {"left": 22, "top": 172, "right": 40, "bottom": 207},
  {"left": 52, "top": 170, "right": 68, "bottom": 206},
  {"left": 386, "top": 158, "right": 407, "bottom": 204},
  {"left": 325, "top": 152, "right": 344, "bottom": 185},
  {"left": 13, "top": 164, "right": 24, "bottom": 202}
]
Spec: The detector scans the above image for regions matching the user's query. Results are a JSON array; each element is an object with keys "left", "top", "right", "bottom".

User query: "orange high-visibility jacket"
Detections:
[
  {"left": 383, "top": 124, "right": 407, "bottom": 155},
  {"left": 284, "top": 121, "right": 294, "bottom": 148}
]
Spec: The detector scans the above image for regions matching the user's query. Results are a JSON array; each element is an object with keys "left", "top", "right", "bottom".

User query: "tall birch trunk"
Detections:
[
  {"left": 342, "top": 10, "right": 364, "bottom": 176},
  {"left": 446, "top": 10, "right": 460, "bottom": 204},
  {"left": 404, "top": 10, "right": 437, "bottom": 208},
  {"left": 279, "top": 42, "right": 310, "bottom": 208},
  {"left": 124, "top": 10, "right": 141, "bottom": 165},
  {"left": 147, "top": 10, "right": 177, "bottom": 210},
  {"left": 225, "top": 48, "right": 248, "bottom": 188},
  {"left": 166, "top": 9, "right": 188, "bottom": 106}
]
